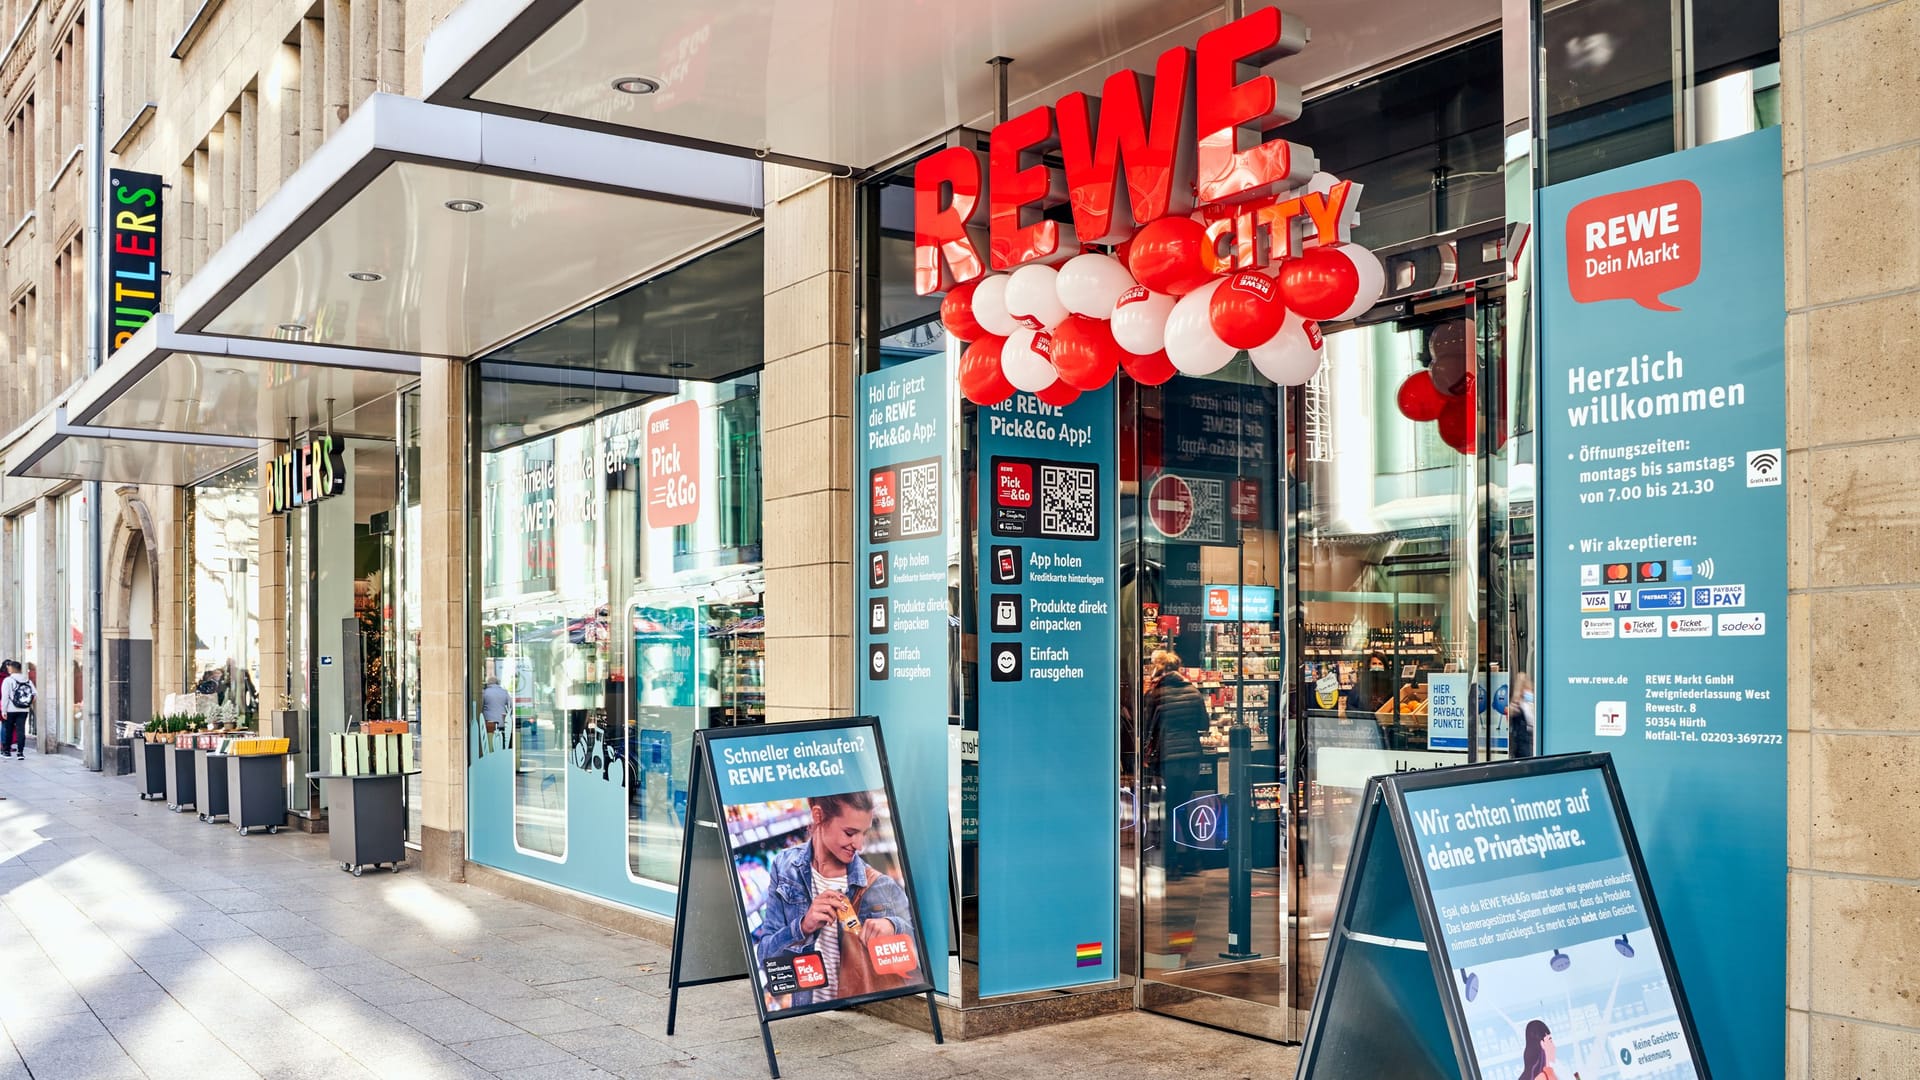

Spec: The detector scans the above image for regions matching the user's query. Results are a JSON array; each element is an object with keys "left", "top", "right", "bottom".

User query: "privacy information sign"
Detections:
[
  {"left": 1538, "top": 130, "right": 1784, "bottom": 1080},
  {"left": 1295, "top": 754, "right": 1707, "bottom": 1080},
  {"left": 855, "top": 353, "right": 952, "bottom": 993},
  {"left": 975, "top": 387, "right": 1118, "bottom": 995}
]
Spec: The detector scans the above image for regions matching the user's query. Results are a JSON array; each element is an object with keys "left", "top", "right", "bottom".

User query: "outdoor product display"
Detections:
[
  {"left": 193, "top": 749, "right": 230, "bottom": 823},
  {"left": 133, "top": 739, "right": 167, "bottom": 800},
  {"left": 311, "top": 771, "right": 412, "bottom": 876},
  {"left": 164, "top": 744, "right": 197, "bottom": 812},
  {"left": 326, "top": 731, "right": 414, "bottom": 776},
  {"left": 227, "top": 753, "right": 288, "bottom": 835}
]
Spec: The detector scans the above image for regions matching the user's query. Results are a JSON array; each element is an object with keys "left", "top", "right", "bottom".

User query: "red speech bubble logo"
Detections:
[{"left": 1564, "top": 179, "right": 1701, "bottom": 312}]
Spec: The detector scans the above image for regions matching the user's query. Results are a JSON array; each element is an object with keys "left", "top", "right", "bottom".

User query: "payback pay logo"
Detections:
[{"left": 1565, "top": 179, "right": 1701, "bottom": 311}]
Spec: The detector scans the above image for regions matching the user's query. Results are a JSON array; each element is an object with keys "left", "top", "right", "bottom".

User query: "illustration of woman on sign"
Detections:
[{"left": 1518, "top": 1019, "right": 1559, "bottom": 1080}]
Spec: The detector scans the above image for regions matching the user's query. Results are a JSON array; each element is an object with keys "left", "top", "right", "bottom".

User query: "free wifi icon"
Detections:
[{"left": 1746, "top": 449, "right": 1783, "bottom": 487}]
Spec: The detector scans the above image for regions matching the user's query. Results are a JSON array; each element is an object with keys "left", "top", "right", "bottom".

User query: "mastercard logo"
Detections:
[{"left": 1604, "top": 563, "right": 1632, "bottom": 583}]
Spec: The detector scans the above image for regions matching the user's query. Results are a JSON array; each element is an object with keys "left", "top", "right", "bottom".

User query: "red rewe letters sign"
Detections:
[
  {"left": 1565, "top": 179, "right": 1702, "bottom": 312},
  {"left": 913, "top": 5, "right": 1328, "bottom": 295},
  {"left": 913, "top": 146, "right": 987, "bottom": 295}
]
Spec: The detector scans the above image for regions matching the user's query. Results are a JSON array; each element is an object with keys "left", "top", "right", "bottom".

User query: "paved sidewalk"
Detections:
[{"left": 0, "top": 751, "right": 1299, "bottom": 1079}]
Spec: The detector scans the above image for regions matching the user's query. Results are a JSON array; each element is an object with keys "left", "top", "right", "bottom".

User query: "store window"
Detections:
[
  {"left": 187, "top": 462, "right": 261, "bottom": 722},
  {"left": 398, "top": 390, "right": 424, "bottom": 843},
  {"left": 474, "top": 232, "right": 765, "bottom": 895},
  {"left": 62, "top": 492, "right": 87, "bottom": 745}
]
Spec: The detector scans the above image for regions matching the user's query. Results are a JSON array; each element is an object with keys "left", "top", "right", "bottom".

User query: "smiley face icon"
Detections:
[{"left": 989, "top": 642, "right": 1021, "bottom": 682}]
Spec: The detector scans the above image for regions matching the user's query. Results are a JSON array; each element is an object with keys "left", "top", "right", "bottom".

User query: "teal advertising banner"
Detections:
[
  {"left": 975, "top": 387, "right": 1119, "bottom": 994},
  {"left": 856, "top": 353, "right": 952, "bottom": 994},
  {"left": 1538, "top": 129, "right": 1785, "bottom": 1080}
]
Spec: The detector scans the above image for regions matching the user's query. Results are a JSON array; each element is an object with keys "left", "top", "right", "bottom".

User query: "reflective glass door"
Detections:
[{"left": 1135, "top": 368, "right": 1291, "bottom": 1039}]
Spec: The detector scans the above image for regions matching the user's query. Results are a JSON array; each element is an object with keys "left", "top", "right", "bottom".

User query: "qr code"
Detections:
[
  {"left": 897, "top": 462, "right": 941, "bottom": 538},
  {"left": 1039, "top": 465, "right": 1098, "bottom": 538},
  {"left": 1186, "top": 478, "right": 1225, "bottom": 544}
]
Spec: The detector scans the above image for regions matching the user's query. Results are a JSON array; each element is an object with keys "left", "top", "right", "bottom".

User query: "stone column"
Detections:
[
  {"left": 760, "top": 166, "right": 856, "bottom": 723},
  {"left": 418, "top": 356, "right": 468, "bottom": 880},
  {"left": 34, "top": 495, "right": 59, "bottom": 753},
  {"left": 1782, "top": 1, "right": 1920, "bottom": 1073}
]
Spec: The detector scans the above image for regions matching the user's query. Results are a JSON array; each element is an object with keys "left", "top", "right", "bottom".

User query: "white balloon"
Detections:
[
  {"left": 972, "top": 274, "right": 1021, "bottom": 338},
  {"left": 1001, "top": 328, "right": 1059, "bottom": 392},
  {"left": 1004, "top": 263, "right": 1070, "bottom": 330},
  {"left": 1055, "top": 253, "right": 1137, "bottom": 320},
  {"left": 1163, "top": 279, "right": 1238, "bottom": 376},
  {"left": 1249, "top": 309, "right": 1324, "bottom": 385},
  {"left": 1110, "top": 285, "right": 1177, "bottom": 355},
  {"left": 1333, "top": 245, "right": 1386, "bottom": 321}
]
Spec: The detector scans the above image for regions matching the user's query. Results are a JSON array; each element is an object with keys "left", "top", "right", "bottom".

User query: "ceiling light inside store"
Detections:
[
  {"left": 669, "top": 361, "right": 693, "bottom": 370},
  {"left": 444, "top": 199, "right": 486, "bottom": 213},
  {"left": 1615, "top": 935, "right": 1635, "bottom": 958},
  {"left": 277, "top": 323, "right": 308, "bottom": 334},
  {"left": 1459, "top": 969, "right": 1479, "bottom": 1001},
  {"left": 611, "top": 76, "right": 661, "bottom": 95},
  {"left": 347, "top": 271, "right": 384, "bottom": 282},
  {"left": 214, "top": 368, "right": 244, "bottom": 377},
  {"left": 1549, "top": 949, "right": 1571, "bottom": 972}
]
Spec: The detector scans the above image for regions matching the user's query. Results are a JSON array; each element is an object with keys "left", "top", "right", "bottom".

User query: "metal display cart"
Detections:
[
  {"left": 164, "top": 744, "right": 197, "bottom": 812},
  {"left": 307, "top": 771, "right": 417, "bottom": 876},
  {"left": 194, "top": 750, "right": 231, "bottom": 823},
  {"left": 228, "top": 753, "right": 290, "bottom": 835},
  {"left": 133, "top": 740, "right": 167, "bottom": 800}
]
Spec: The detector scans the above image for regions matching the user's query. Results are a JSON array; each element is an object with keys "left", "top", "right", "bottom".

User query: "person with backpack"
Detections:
[{"left": 2, "top": 660, "right": 35, "bottom": 758}]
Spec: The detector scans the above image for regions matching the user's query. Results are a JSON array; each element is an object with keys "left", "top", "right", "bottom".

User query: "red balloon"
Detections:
[
  {"left": 1127, "top": 216, "right": 1215, "bottom": 297},
  {"left": 1437, "top": 393, "right": 1477, "bottom": 454},
  {"left": 941, "top": 279, "right": 987, "bottom": 342},
  {"left": 1035, "top": 380, "right": 1081, "bottom": 406},
  {"left": 1208, "top": 270, "right": 1287, "bottom": 350},
  {"left": 1120, "top": 348, "right": 1178, "bottom": 386},
  {"left": 958, "top": 336, "right": 1015, "bottom": 406},
  {"left": 1278, "top": 246, "right": 1361, "bottom": 321},
  {"left": 1050, "top": 314, "right": 1125, "bottom": 391},
  {"left": 1397, "top": 371, "right": 1448, "bottom": 422}
]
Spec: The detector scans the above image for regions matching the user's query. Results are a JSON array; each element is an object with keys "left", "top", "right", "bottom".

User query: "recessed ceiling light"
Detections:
[
  {"left": 444, "top": 199, "right": 486, "bottom": 213},
  {"left": 612, "top": 76, "right": 661, "bottom": 96},
  {"left": 669, "top": 362, "right": 694, "bottom": 370},
  {"left": 214, "top": 367, "right": 245, "bottom": 377},
  {"left": 347, "top": 271, "right": 384, "bottom": 282},
  {"left": 278, "top": 322, "right": 308, "bottom": 333}
]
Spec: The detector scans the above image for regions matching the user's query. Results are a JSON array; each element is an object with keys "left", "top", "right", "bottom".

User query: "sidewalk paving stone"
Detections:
[{"left": 0, "top": 749, "right": 1301, "bottom": 1079}]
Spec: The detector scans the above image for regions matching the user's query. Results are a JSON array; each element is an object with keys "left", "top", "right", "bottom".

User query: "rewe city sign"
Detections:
[{"left": 912, "top": 6, "right": 1353, "bottom": 295}]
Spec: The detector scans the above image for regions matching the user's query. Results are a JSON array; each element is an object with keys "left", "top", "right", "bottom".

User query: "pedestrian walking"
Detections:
[{"left": 1, "top": 659, "right": 34, "bottom": 759}]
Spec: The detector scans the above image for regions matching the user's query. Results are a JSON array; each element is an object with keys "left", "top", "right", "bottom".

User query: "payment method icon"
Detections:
[
  {"left": 1581, "top": 564, "right": 1602, "bottom": 587},
  {"left": 1692, "top": 584, "right": 1747, "bottom": 609},
  {"left": 1582, "top": 591, "right": 1611, "bottom": 613},
  {"left": 1612, "top": 589, "right": 1633, "bottom": 611},
  {"left": 1636, "top": 587, "right": 1687, "bottom": 610},
  {"left": 1671, "top": 559, "right": 1694, "bottom": 580},
  {"left": 1604, "top": 563, "right": 1633, "bottom": 584},
  {"left": 1636, "top": 561, "right": 1667, "bottom": 583}
]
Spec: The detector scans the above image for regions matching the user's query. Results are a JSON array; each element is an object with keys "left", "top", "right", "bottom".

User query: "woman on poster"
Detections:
[{"left": 752, "top": 791, "right": 918, "bottom": 1007}]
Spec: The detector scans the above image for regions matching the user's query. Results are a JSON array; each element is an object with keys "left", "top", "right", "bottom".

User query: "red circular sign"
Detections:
[{"left": 1148, "top": 473, "right": 1195, "bottom": 538}]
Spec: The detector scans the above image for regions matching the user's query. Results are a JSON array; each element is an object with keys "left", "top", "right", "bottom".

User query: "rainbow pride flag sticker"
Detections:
[{"left": 1076, "top": 942, "right": 1103, "bottom": 968}]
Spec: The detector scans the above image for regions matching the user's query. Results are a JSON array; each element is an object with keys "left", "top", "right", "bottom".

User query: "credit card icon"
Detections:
[
  {"left": 1637, "top": 561, "right": 1667, "bottom": 583},
  {"left": 1604, "top": 563, "right": 1633, "bottom": 584}
]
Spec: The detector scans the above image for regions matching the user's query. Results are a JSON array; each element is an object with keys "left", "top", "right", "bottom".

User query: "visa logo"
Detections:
[
  {"left": 1636, "top": 587, "right": 1687, "bottom": 609},
  {"left": 1692, "top": 584, "right": 1747, "bottom": 609},
  {"left": 1581, "top": 591, "right": 1611, "bottom": 613}
]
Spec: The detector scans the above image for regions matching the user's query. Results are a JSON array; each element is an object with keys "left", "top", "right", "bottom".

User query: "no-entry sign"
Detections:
[{"left": 1148, "top": 473, "right": 1194, "bottom": 539}]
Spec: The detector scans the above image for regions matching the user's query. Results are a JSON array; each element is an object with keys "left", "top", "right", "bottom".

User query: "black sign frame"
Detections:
[
  {"left": 665, "top": 715, "right": 943, "bottom": 1078},
  {"left": 1295, "top": 752, "right": 1711, "bottom": 1080},
  {"left": 106, "top": 169, "right": 165, "bottom": 355}
]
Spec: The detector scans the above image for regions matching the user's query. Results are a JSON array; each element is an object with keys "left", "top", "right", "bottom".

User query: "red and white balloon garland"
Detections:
[{"left": 938, "top": 215, "right": 1385, "bottom": 406}]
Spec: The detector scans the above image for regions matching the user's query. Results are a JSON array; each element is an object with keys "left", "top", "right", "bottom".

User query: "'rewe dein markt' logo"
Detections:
[{"left": 1566, "top": 179, "right": 1702, "bottom": 311}]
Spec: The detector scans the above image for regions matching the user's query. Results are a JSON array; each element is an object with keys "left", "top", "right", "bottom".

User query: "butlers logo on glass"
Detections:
[
  {"left": 265, "top": 434, "right": 345, "bottom": 514},
  {"left": 107, "top": 171, "right": 164, "bottom": 353},
  {"left": 912, "top": 6, "right": 1354, "bottom": 292}
]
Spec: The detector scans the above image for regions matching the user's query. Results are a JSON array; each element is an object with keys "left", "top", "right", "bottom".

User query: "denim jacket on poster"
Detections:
[{"left": 752, "top": 842, "right": 917, "bottom": 1006}]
